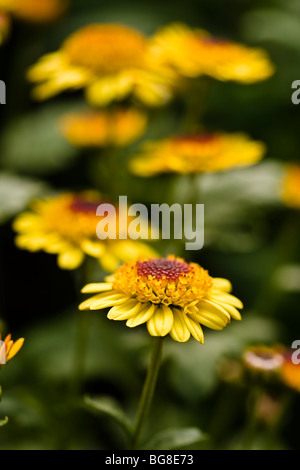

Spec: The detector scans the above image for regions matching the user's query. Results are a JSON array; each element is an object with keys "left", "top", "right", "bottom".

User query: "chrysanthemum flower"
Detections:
[
  {"left": 150, "top": 23, "right": 275, "bottom": 83},
  {"left": 79, "top": 255, "right": 243, "bottom": 343},
  {"left": 60, "top": 108, "right": 147, "bottom": 148},
  {"left": 27, "top": 23, "right": 177, "bottom": 106},
  {"left": 243, "top": 345, "right": 285, "bottom": 373},
  {"left": 0, "top": 0, "right": 67, "bottom": 23},
  {"left": 281, "top": 164, "right": 300, "bottom": 210},
  {"left": 0, "top": 333, "right": 24, "bottom": 368},
  {"left": 129, "top": 132, "right": 266, "bottom": 177},
  {"left": 13, "top": 192, "right": 158, "bottom": 272}
]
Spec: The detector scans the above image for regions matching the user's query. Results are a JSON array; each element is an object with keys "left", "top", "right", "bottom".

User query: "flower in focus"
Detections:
[
  {"left": 0, "top": 333, "right": 24, "bottom": 369},
  {"left": 60, "top": 107, "right": 147, "bottom": 148},
  {"left": 13, "top": 191, "right": 158, "bottom": 272},
  {"left": 242, "top": 345, "right": 285, "bottom": 374},
  {"left": 281, "top": 164, "right": 300, "bottom": 210},
  {"left": 0, "top": 0, "right": 67, "bottom": 23},
  {"left": 0, "top": 10, "right": 10, "bottom": 45},
  {"left": 27, "top": 23, "right": 178, "bottom": 106},
  {"left": 150, "top": 23, "right": 275, "bottom": 83},
  {"left": 129, "top": 132, "right": 266, "bottom": 177},
  {"left": 79, "top": 255, "right": 243, "bottom": 343}
]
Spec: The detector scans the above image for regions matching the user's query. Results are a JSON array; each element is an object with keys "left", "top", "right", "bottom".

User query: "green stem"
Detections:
[
  {"left": 242, "top": 385, "right": 262, "bottom": 449},
  {"left": 71, "top": 259, "right": 92, "bottom": 395},
  {"left": 72, "top": 308, "right": 91, "bottom": 396},
  {"left": 131, "top": 336, "right": 164, "bottom": 450}
]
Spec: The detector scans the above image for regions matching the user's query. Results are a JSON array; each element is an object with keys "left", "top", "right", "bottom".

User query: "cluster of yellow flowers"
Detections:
[{"left": 10, "top": 18, "right": 279, "bottom": 344}]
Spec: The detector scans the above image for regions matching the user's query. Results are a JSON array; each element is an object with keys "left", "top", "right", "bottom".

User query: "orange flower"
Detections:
[
  {"left": 281, "top": 164, "right": 300, "bottom": 209},
  {"left": 0, "top": 333, "right": 24, "bottom": 368}
]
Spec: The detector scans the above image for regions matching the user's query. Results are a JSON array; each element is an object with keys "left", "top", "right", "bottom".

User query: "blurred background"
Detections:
[{"left": 1, "top": 0, "right": 300, "bottom": 450}]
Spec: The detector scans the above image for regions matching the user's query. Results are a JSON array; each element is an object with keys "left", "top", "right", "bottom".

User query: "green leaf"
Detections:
[
  {"left": 0, "top": 103, "right": 79, "bottom": 175},
  {"left": 0, "top": 172, "right": 48, "bottom": 224},
  {"left": 143, "top": 427, "right": 208, "bottom": 450},
  {"left": 84, "top": 395, "right": 132, "bottom": 437},
  {"left": 0, "top": 417, "right": 9, "bottom": 427}
]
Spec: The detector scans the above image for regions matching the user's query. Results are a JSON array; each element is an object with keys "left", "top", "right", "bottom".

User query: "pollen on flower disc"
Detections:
[{"left": 137, "top": 258, "right": 190, "bottom": 280}]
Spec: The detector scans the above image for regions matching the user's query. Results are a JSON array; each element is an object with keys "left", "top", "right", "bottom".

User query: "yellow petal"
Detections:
[
  {"left": 86, "top": 75, "right": 133, "bottom": 107},
  {"left": 126, "top": 303, "right": 156, "bottom": 327},
  {"left": 221, "top": 303, "right": 242, "bottom": 320},
  {"left": 108, "top": 300, "right": 142, "bottom": 321},
  {"left": 89, "top": 293, "right": 131, "bottom": 310},
  {"left": 81, "top": 283, "right": 113, "bottom": 294},
  {"left": 99, "top": 251, "right": 120, "bottom": 273},
  {"left": 57, "top": 248, "right": 84, "bottom": 270},
  {"left": 212, "top": 278, "right": 232, "bottom": 292},
  {"left": 81, "top": 240, "right": 105, "bottom": 257},
  {"left": 209, "top": 292, "right": 243, "bottom": 309},
  {"left": 147, "top": 304, "right": 173, "bottom": 337},
  {"left": 6, "top": 338, "right": 24, "bottom": 362},
  {"left": 184, "top": 315, "right": 204, "bottom": 343},
  {"left": 170, "top": 309, "right": 190, "bottom": 343},
  {"left": 198, "top": 299, "right": 231, "bottom": 321},
  {"left": 13, "top": 213, "right": 41, "bottom": 232},
  {"left": 190, "top": 312, "right": 226, "bottom": 330}
]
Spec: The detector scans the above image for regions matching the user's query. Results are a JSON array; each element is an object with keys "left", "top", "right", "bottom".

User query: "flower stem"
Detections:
[
  {"left": 71, "top": 259, "right": 92, "bottom": 395},
  {"left": 131, "top": 336, "right": 164, "bottom": 449}
]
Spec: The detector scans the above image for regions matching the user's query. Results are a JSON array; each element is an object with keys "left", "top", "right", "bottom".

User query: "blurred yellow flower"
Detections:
[
  {"left": 27, "top": 23, "right": 177, "bottom": 106},
  {"left": 0, "top": 0, "right": 67, "bottom": 23},
  {"left": 281, "top": 164, "right": 300, "bottom": 209},
  {"left": 0, "top": 333, "right": 24, "bottom": 368},
  {"left": 0, "top": 10, "right": 10, "bottom": 45},
  {"left": 60, "top": 107, "right": 147, "bottom": 148},
  {"left": 129, "top": 132, "right": 266, "bottom": 177},
  {"left": 150, "top": 23, "right": 275, "bottom": 83},
  {"left": 13, "top": 192, "right": 158, "bottom": 272},
  {"left": 79, "top": 255, "right": 243, "bottom": 343}
]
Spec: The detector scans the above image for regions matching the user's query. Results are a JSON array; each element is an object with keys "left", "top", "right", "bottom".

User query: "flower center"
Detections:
[
  {"left": 63, "top": 24, "right": 147, "bottom": 75},
  {"left": 137, "top": 258, "right": 190, "bottom": 280},
  {"left": 70, "top": 197, "right": 103, "bottom": 214},
  {"left": 170, "top": 134, "right": 223, "bottom": 160},
  {"left": 112, "top": 256, "right": 213, "bottom": 308}
]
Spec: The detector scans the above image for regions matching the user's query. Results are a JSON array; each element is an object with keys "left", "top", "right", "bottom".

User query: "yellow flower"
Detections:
[
  {"left": 27, "top": 23, "right": 177, "bottom": 107},
  {"left": 281, "top": 164, "right": 300, "bottom": 209},
  {"left": 129, "top": 132, "right": 266, "bottom": 177},
  {"left": 13, "top": 192, "right": 158, "bottom": 272},
  {"left": 0, "top": 333, "right": 24, "bottom": 368},
  {"left": 79, "top": 255, "right": 243, "bottom": 343},
  {"left": 0, "top": 0, "right": 67, "bottom": 23},
  {"left": 150, "top": 23, "right": 275, "bottom": 83},
  {"left": 60, "top": 107, "right": 147, "bottom": 148}
]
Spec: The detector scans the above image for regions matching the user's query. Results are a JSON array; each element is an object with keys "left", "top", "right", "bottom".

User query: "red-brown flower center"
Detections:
[
  {"left": 173, "top": 134, "right": 217, "bottom": 144},
  {"left": 137, "top": 258, "right": 190, "bottom": 280},
  {"left": 70, "top": 198, "right": 102, "bottom": 214}
]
